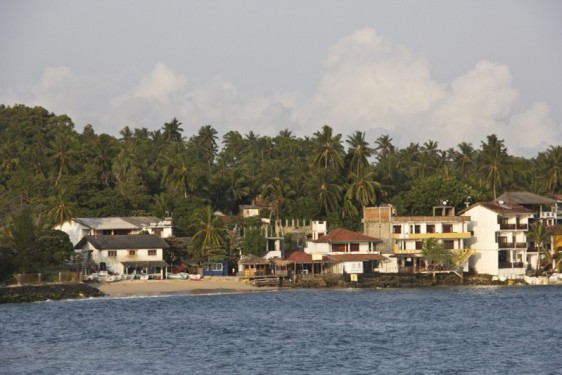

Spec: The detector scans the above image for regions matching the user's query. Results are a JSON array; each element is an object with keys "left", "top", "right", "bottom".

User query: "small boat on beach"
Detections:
[
  {"left": 189, "top": 274, "right": 202, "bottom": 281},
  {"left": 167, "top": 272, "right": 188, "bottom": 280}
]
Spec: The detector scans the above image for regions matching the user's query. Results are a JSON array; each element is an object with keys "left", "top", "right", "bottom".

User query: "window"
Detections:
[
  {"left": 444, "top": 240, "right": 454, "bottom": 250},
  {"left": 128, "top": 250, "right": 136, "bottom": 256},
  {"left": 443, "top": 224, "right": 453, "bottom": 233},
  {"left": 332, "top": 244, "right": 346, "bottom": 252},
  {"left": 209, "top": 263, "right": 223, "bottom": 271},
  {"left": 148, "top": 250, "right": 157, "bottom": 256},
  {"left": 413, "top": 225, "right": 421, "bottom": 233},
  {"left": 393, "top": 225, "right": 402, "bottom": 234},
  {"left": 415, "top": 241, "right": 423, "bottom": 250},
  {"left": 108, "top": 250, "right": 117, "bottom": 257},
  {"left": 426, "top": 224, "right": 435, "bottom": 233},
  {"left": 350, "top": 243, "right": 359, "bottom": 252}
]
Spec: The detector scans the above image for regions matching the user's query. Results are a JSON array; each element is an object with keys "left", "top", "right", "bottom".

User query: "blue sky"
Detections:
[{"left": 1, "top": 0, "right": 561, "bottom": 156}]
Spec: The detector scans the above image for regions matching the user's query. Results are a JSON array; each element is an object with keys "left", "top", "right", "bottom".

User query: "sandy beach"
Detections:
[{"left": 95, "top": 277, "right": 274, "bottom": 296}]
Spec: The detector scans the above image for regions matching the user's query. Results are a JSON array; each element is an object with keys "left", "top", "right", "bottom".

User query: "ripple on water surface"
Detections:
[{"left": 1, "top": 286, "right": 561, "bottom": 374}]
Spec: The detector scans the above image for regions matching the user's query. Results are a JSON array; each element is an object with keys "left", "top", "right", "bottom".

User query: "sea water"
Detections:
[{"left": 1, "top": 286, "right": 561, "bottom": 375}]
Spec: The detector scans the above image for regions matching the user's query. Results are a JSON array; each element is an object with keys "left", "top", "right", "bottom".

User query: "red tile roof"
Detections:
[
  {"left": 285, "top": 251, "right": 312, "bottom": 263},
  {"left": 314, "top": 228, "right": 381, "bottom": 243}
]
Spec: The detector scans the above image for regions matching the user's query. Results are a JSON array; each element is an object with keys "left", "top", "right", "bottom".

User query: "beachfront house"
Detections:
[
  {"left": 461, "top": 201, "right": 534, "bottom": 278},
  {"left": 55, "top": 216, "right": 173, "bottom": 246},
  {"left": 75, "top": 235, "right": 169, "bottom": 278},
  {"left": 363, "top": 206, "right": 474, "bottom": 272},
  {"left": 238, "top": 254, "right": 272, "bottom": 276},
  {"left": 304, "top": 228, "right": 386, "bottom": 274}
]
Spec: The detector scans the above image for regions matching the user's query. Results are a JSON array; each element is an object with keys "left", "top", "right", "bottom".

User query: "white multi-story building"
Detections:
[
  {"left": 74, "top": 234, "right": 169, "bottom": 277},
  {"left": 55, "top": 216, "right": 173, "bottom": 246},
  {"left": 363, "top": 206, "right": 473, "bottom": 272},
  {"left": 461, "top": 201, "right": 534, "bottom": 277}
]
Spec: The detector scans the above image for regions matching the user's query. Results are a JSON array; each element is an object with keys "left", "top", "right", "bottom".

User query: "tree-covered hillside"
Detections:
[{"left": 0, "top": 104, "right": 560, "bottom": 279}]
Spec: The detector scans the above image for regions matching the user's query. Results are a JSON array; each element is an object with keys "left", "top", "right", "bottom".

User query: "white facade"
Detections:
[
  {"left": 56, "top": 217, "right": 173, "bottom": 246},
  {"left": 306, "top": 240, "right": 373, "bottom": 254},
  {"left": 463, "top": 203, "right": 533, "bottom": 277},
  {"left": 83, "top": 245, "right": 164, "bottom": 275},
  {"left": 311, "top": 220, "right": 327, "bottom": 240},
  {"left": 303, "top": 228, "right": 383, "bottom": 274},
  {"left": 363, "top": 206, "right": 473, "bottom": 271},
  {"left": 76, "top": 235, "right": 169, "bottom": 277}
]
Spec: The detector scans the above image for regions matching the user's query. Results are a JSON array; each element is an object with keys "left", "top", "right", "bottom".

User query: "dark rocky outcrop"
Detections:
[
  {"left": 286, "top": 273, "right": 510, "bottom": 289},
  {"left": 0, "top": 283, "right": 105, "bottom": 304}
]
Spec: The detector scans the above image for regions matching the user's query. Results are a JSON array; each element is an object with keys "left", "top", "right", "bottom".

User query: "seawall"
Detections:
[{"left": 0, "top": 283, "right": 105, "bottom": 304}]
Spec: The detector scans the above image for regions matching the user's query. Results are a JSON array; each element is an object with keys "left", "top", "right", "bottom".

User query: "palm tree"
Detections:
[
  {"left": 260, "top": 161, "right": 295, "bottom": 219},
  {"left": 151, "top": 192, "right": 172, "bottom": 218},
  {"left": 455, "top": 142, "right": 476, "bottom": 179},
  {"left": 537, "top": 146, "right": 562, "bottom": 193},
  {"left": 305, "top": 170, "right": 341, "bottom": 216},
  {"left": 93, "top": 134, "right": 117, "bottom": 187},
  {"left": 48, "top": 188, "right": 76, "bottom": 227},
  {"left": 374, "top": 134, "right": 395, "bottom": 161},
  {"left": 527, "top": 220, "right": 552, "bottom": 275},
  {"left": 47, "top": 133, "right": 77, "bottom": 185},
  {"left": 162, "top": 118, "right": 184, "bottom": 144},
  {"left": 119, "top": 126, "right": 133, "bottom": 142},
  {"left": 345, "top": 131, "right": 373, "bottom": 176},
  {"left": 0, "top": 138, "right": 20, "bottom": 173},
  {"left": 193, "top": 125, "right": 219, "bottom": 167},
  {"left": 221, "top": 130, "right": 244, "bottom": 166},
  {"left": 190, "top": 206, "right": 225, "bottom": 261},
  {"left": 478, "top": 134, "right": 509, "bottom": 199},
  {"left": 310, "top": 125, "right": 345, "bottom": 171},
  {"left": 162, "top": 151, "right": 194, "bottom": 199},
  {"left": 345, "top": 171, "right": 381, "bottom": 209}
]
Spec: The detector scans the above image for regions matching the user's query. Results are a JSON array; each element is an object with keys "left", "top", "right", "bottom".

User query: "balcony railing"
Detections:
[
  {"left": 498, "top": 242, "right": 527, "bottom": 249},
  {"left": 398, "top": 265, "right": 461, "bottom": 273},
  {"left": 540, "top": 211, "right": 556, "bottom": 219},
  {"left": 499, "top": 224, "right": 528, "bottom": 230},
  {"left": 498, "top": 262, "right": 524, "bottom": 269}
]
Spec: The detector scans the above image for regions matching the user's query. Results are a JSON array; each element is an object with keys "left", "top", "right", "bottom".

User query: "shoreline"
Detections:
[
  {"left": 3, "top": 273, "right": 561, "bottom": 303},
  {"left": 94, "top": 277, "right": 275, "bottom": 297}
]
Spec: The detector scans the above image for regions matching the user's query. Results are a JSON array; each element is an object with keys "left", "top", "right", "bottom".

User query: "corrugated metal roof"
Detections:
[
  {"left": 74, "top": 217, "right": 139, "bottom": 230},
  {"left": 497, "top": 192, "right": 556, "bottom": 205},
  {"left": 315, "top": 228, "right": 381, "bottom": 243},
  {"left": 121, "top": 216, "right": 163, "bottom": 227},
  {"left": 478, "top": 201, "right": 534, "bottom": 214},
  {"left": 75, "top": 235, "right": 169, "bottom": 250}
]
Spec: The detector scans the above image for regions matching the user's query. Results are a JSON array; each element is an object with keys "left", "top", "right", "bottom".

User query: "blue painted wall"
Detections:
[{"left": 202, "top": 260, "right": 228, "bottom": 276}]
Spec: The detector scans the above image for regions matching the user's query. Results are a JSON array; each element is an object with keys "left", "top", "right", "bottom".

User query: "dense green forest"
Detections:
[{"left": 0, "top": 104, "right": 561, "bottom": 279}]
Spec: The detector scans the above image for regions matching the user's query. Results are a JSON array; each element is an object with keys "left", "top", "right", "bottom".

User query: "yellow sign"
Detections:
[{"left": 350, "top": 274, "right": 358, "bottom": 282}]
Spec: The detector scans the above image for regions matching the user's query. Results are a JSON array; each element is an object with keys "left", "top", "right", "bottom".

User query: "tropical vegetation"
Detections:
[{"left": 0, "top": 104, "right": 561, "bottom": 280}]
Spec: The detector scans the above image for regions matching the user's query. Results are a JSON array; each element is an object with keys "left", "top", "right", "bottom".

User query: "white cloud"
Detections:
[
  {"left": 505, "top": 103, "right": 561, "bottom": 155},
  {"left": 429, "top": 60, "right": 518, "bottom": 146},
  {"left": 132, "top": 62, "right": 188, "bottom": 104},
  {"left": 2, "top": 28, "right": 559, "bottom": 157},
  {"left": 300, "top": 28, "right": 445, "bottom": 134}
]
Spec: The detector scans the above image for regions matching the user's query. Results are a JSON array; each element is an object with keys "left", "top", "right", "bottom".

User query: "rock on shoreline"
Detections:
[
  {"left": 0, "top": 283, "right": 105, "bottom": 304},
  {"left": 288, "top": 273, "right": 512, "bottom": 288}
]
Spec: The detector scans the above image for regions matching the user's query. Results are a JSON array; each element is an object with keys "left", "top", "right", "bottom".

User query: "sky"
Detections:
[{"left": 1, "top": 0, "right": 561, "bottom": 157}]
